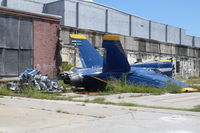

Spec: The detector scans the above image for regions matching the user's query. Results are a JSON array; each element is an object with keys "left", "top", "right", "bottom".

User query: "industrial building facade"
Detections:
[
  {"left": 0, "top": 7, "right": 60, "bottom": 77},
  {"left": 0, "top": 0, "right": 200, "bottom": 78}
]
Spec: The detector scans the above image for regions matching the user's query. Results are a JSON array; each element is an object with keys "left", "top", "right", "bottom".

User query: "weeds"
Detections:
[
  {"left": 90, "top": 97, "right": 105, "bottom": 103},
  {"left": 104, "top": 80, "right": 182, "bottom": 95},
  {"left": 190, "top": 105, "right": 200, "bottom": 112},
  {"left": 57, "top": 80, "right": 73, "bottom": 89},
  {"left": 56, "top": 109, "right": 70, "bottom": 114},
  {"left": 61, "top": 62, "right": 74, "bottom": 72},
  {"left": 0, "top": 85, "right": 76, "bottom": 101}
]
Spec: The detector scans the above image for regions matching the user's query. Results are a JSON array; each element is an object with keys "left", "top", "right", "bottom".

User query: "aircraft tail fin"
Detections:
[
  {"left": 102, "top": 35, "right": 130, "bottom": 73},
  {"left": 70, "top": 34, "right": 103, "bottom": 68}
]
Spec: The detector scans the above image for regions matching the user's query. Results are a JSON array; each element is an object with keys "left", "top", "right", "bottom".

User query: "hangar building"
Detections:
[{"left": 0, "top": 0, "right": 200, "bottom": 78}]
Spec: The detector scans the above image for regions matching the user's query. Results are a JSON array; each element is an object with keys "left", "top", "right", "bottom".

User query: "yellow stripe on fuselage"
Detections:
[
  {"left": 91, "top": 76, "right": 107, "bottom": 83},
  {"left": 70, "top": 34, "right": 86, "bottom": 39},
  {"left": 103, "top": 35, "right": 120, "bottom": 40}
]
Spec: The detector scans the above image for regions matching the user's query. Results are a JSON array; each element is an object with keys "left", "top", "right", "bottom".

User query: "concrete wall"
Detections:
[{"left": 33, "top": 19, "right": 59, "bottom": 76}]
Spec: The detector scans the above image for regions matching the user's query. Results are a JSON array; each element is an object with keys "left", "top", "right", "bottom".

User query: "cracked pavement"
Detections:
[{"left": 0, "top": 95, "right": 200, "bottom": 133}]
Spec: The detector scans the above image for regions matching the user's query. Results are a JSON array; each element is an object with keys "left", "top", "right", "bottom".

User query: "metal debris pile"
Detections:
[{"left": 7, "top": 69, "right": 64, "bottom": 93}]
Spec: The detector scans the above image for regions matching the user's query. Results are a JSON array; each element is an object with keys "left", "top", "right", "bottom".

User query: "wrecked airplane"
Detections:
[{"left": 60, "top": 34, "right": 196, "bottom": 92}]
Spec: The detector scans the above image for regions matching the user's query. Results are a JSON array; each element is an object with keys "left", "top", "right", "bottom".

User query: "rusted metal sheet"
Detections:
[{"left": 0, "top": 14, "right": 33, "bottom": 77}]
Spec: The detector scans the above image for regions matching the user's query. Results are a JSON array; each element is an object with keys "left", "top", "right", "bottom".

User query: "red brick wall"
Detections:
[{"left": 33, "top": 19, "right": 59, "bottom": 77}]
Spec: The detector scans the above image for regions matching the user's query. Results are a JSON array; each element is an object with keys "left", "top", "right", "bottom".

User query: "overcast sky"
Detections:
[{"left": 94, "top": 0, "right": 200, "bottom": 37}]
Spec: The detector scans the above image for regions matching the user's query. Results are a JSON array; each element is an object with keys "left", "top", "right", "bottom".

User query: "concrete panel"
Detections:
[
  {"left": 107, "top": 10, "right": 129, "bottom": 36},
  {"left": 184, "top": 35, "right": 193, "bottom": 46},
  {"left": 167, "top": 25, "right": 180, "bottom": 44},
  {"left": 124, "top": 36, "right": 138, "bottom": 51},
  {"left": 194, "top": 37, "right": 200, "bottom": 48},
  {"left": 151, "top": 21, "right": 166, "bottom": 42},
  {"left": 150, "top": 42, "right": 160, "bottom": 53},
  {"left": 160, "top": 43, "right": 172, "bottom": 54},
  {"left": 45, "top": 1, "right": 65, "bottom": 25},
  {"left": 6, "top": 0, "right": 44, "bottom": 13},
  {"left": 180, "top": 29, "right": 186, "bottom": 45},
  {"left": 131, "top": 16, "right": 149, "bottom": 39},
  {"left": 188, "top": 48, "right": 195, "bottom": 57},
  {"left": 64, "top": 0, "right": 77, "bottom": 27},
  {"left": 175, "top": 46, "right": 188, "bottom": 56},
  {"left": 79, "top": 3, "right": 106, "bottom": 32}
]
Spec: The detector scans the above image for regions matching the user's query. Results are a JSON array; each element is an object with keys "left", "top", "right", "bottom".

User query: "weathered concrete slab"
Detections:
[
  {"left": 74, "top": 92, "right": 200, "bottom": 109},
  {"left": 0, "top": 96, "right": 200, "bottom": 133}
]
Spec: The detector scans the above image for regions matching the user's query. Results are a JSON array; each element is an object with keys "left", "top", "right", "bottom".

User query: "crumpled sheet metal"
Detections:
[{"left": 7, "top": 68, "right": 63, "bottom": 93}]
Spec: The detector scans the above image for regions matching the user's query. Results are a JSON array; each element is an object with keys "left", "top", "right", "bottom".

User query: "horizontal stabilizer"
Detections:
[{"left": 128, "top": 67, "right": 189, "bottom": 89}]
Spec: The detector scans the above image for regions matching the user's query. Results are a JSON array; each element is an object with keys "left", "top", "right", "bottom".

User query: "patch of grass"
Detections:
[
  {"left": 57, "top": 80, "right": 73, "bottom": 89},
  {"left": 117, "top": 96, "right": 124, "bottom": 99},
  {"left": 61, "top": 62, "right": 74, "bottom": 72},
  {"left": 88, "top": 97, "right": 113, "bottom": 105},
  {"left": 104, "top": 80, "right": 182, "bottom": 95},
  {"left": 190, "top": 105, "right": 200, "bottom": 112},
  {"left": 56, "top": 109, "right": 70, "bottom": 114},
  {"left": 90, "top": 97, "right": 105, "bottom": 103},
  {"left": 163, "top": 84, "right": 182, "bottom": 93},
  {"left": 0, "top": 85, "right": 78, "bottom": 101},
  {"left": 56, "top": 109, "right": 62, "bottom": 113},
  {"left": 0, "top": 87, "right": 16, "bottom": 96}
]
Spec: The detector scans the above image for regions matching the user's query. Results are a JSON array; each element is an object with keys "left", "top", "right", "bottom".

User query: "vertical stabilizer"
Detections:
[
  {"left": 102, "top": 35, "right": 130, "bottom": 72},
  {"left": 70, "top": 34, "right": 103, "bottom": 68}
]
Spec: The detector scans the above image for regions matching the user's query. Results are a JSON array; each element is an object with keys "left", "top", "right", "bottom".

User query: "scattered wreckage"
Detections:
[{"left": 7, "top": 69, "right": 64, "bottom": 93}]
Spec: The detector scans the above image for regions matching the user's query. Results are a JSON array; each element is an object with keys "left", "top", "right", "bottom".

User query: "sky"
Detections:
[{"left": 94, "top": 0, "right": 200, "bottom": 37}]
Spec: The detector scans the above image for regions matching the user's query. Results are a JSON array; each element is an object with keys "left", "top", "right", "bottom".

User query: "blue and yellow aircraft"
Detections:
[{"left": 60, "top": 34, "right": 195, "bottom": 92}]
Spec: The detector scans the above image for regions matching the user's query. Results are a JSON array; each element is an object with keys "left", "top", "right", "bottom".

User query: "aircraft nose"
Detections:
[{"left": 60, "top": 72, "right": 71, "bottom": 84}]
